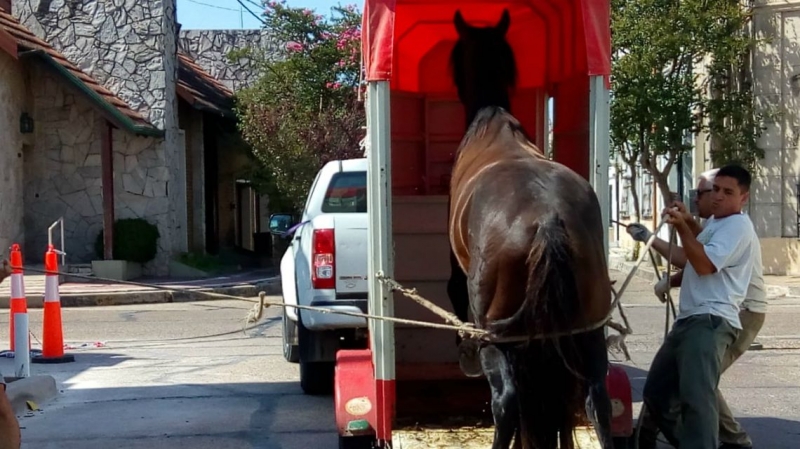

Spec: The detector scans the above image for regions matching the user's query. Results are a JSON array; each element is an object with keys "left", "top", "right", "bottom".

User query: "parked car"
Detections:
[{"left": 269, "top": 158, "right": 369, "bottom": 395}]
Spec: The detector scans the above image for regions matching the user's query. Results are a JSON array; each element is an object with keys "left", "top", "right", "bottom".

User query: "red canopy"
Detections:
[{"left": 361, "top": 0, "right": 611, "bottom": 94}]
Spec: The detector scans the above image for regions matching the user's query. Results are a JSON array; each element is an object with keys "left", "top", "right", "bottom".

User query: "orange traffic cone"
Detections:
[
  {"left": 8, "top": 244, "right": 27, "bottom": 353},
  {"left": 32, "top": 245, "right": 74, "bottom": 364}
]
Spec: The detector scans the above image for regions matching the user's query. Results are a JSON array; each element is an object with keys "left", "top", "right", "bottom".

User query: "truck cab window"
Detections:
[{"left": 322, "top": 171, "right": 367, "bottom": 213}]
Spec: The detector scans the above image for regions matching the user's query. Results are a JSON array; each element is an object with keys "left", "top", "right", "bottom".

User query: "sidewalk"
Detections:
[
  {"left": 609, "top": 247, "right": 800, "bottom": 298},
  {"left": 0, "top": 269, "right": 281, "bottom": 308}
]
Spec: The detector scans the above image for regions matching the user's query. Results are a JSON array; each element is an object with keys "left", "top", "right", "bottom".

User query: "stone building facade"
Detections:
[
  {"left": 687, "top": 0, "right": 800, "bottom": 275},
  {"left": 179, "top": 28, "right": 272, "bottom": 92},
  {"left": 1, "top": 0, "right": 263, "bottom": 276},
  {"left": 611, "top": 0, "right": 800, "bottom": 275}
]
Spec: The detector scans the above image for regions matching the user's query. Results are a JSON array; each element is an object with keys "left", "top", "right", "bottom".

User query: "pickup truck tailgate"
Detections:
[{"left": 334, "top": 214, "right": 368, "bottom": 295}]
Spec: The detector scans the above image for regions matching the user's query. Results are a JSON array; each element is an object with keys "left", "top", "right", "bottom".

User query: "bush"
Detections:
[{"left": 95, "top": 218, "right": 160, "bottom": 264}]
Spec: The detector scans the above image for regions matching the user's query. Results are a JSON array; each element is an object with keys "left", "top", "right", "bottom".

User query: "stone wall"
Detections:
[
  {"left": 0, "top": 52, "right": 27, "bottom": 257},
  {"left": 23, "top": 60, "right": 169, "bottom": 274},
  {"left": 750, "top": 5, "right": 800, "bottom": 238},
  {"left": 161, "top": 0, "right": 186, "bottom": 257},
  {"left": 178, "top": 29, "right": 272, "bottom": 92},
  {"left": 13, "top": 0, "right": 185, "bottom": 274},
  {"left": 13, "top": 0, "right": 174, "bottom": 129},
  {"left": 112, "top": 129, "right": 171, "bottom": 275}
]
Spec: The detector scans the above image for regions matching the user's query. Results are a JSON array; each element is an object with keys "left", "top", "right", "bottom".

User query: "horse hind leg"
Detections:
[
  {"left": 578, "top": 327, "right": 615, "bottom": 449},
  {"left": 480, "top": 344, "right": 518, "bottom": 449},
  {"left": 447, "top": 248, "right": 470, "bottom": 327}
]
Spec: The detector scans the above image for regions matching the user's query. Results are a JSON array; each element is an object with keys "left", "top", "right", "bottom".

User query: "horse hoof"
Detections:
[{"left": 458, "top": 339, "right": 483, "bottom": 378}]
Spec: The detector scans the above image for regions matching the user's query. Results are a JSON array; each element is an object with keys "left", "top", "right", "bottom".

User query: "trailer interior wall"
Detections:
[{"left": 360, "top": 0, "right": 613, "bottom": 440}]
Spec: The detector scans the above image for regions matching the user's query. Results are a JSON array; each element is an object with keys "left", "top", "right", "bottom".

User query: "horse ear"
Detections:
[
  {"left": 496, "top": 9, "right": 511, "bottom": 35},
  {"left": 454, "top": 10, "right": 469, "bottom": 37}
]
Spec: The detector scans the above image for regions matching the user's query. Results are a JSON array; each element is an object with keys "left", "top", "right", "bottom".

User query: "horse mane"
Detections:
[{"left": 458, "top": 106, "right": 537, "bottom": 154}]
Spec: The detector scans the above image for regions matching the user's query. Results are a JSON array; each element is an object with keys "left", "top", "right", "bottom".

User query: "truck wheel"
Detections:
[
  {"left": 613, "top": 436, "right": 631, "bottom": 449},
  {"left": 297, "top": 315, "right": 335, "bottom": 395},
  {"left": 338, "top": 435, "right": 376, "bottom": 449},
  {"left": 282, "top": 308, "right": 299, "bottom": 363},
  {"left": 300, "top": 359, "right": 334, "bottom": 395}
]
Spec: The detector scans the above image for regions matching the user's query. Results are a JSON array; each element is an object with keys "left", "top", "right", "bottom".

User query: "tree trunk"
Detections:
[
  {"left": 709, "top": 68, "right": 724, "bottom": 158},
  {"left": 629, "top": 168, "right": 642, "bottom": 223},
  {"left": 653, "top": 169, "right": 674, "bottom": 209}
]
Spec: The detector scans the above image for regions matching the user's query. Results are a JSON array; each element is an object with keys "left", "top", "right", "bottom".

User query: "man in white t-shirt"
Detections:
[
  {"left": 0, "top": 259, "right": 21, "bottom": 449},
  {"left": 628, "top": 168, "right": 765, "bottom": 449},
  {"left": 632, "top": 164, "right": 758, "bottom": 449}
]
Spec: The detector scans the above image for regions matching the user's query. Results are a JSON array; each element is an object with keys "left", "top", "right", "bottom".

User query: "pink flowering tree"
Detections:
[{"left": 233, "top": 1, "right": 365, "bottom": 213}]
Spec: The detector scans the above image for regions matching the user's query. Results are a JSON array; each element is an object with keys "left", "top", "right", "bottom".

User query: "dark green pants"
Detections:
[{"left": 642, "top": 314, "right": 738, "bottom": 449}]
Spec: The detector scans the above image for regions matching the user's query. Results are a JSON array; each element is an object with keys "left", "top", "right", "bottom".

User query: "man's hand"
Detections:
[
  {"left": 664, "top": 208, "right": 691, "bottom": 233},
  {"left": 654, "top": 273, "right": 670, "bottom": 303},
  {"left": 626, "top": 223, "right": 653, "bottom": 243},
  {"left": 0, "top": 260, "right": 12, "bottom": 285},
  {"left": 664, "top": 200, "right": 704, "bottom": 236}
]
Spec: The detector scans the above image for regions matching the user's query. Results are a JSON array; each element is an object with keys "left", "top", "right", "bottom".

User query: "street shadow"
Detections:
[
  {"left": 17, "top": 381, "right": 339, "bottom": 449},
  {"left": 738, "top": 417, "right": 800, "bottom": 449},
  {"left": 0, "top": 351, "right": 134, "bottom": 375}
]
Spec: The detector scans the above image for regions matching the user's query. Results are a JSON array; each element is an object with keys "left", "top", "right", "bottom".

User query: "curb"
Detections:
[
  {"left": 4, "top": 375, "right": 58, "bottom": 415},
  {"left": 0, "top": 277, "right": 283, "bottom": 308},
  {"left": 609, "top": 254, "right": 795, "bottom": 299}
]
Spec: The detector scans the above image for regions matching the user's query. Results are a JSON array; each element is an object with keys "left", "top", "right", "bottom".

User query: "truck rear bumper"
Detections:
[{"left": 301, "top": 296, "right": 368, "bottom": 331}]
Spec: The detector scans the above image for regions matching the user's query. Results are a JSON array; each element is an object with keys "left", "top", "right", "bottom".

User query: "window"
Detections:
[
  {"left": 322, "top": 171, "right": 367, "bottom": 213},
  {"left": 642, "top": 172, "right": 653, "bottom": 219},
  {"left": 620, "top": 178, "right": 631, "bottom": 219}
]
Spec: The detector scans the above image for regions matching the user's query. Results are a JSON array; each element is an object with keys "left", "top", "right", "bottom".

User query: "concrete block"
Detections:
[
  {"left": 4, "top": 375, "right": 58, "bottom": 415},
  {"left": 91, "top": 260, "right": 142, "bottom": 281}
]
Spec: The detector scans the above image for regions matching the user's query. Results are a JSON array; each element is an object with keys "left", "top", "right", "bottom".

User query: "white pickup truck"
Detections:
[{"left": 268, "top": 158, "right": 369, "bottom": 395}]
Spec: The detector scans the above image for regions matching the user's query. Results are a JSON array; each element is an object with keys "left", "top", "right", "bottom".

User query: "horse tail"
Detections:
[
  {"left": 521, "top": 212, "right": 580, "bottom": 334},
  {"left": 514, "top": 213, "right": 587, "bottom": 449}
]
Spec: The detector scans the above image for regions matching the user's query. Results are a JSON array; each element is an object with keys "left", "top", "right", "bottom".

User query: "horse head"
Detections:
[{"left": 449, "top": 9, "right": 518, "bottom": 125}]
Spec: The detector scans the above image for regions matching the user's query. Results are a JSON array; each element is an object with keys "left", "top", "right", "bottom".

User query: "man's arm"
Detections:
[
  {"left": 686, "top": 218, "right": 703, "bottom": 237},
  {"left": 675, "top": 225, "right": 716, "bottom": 275},
  {"left": 669, "top": 269, "right": 684, "bottom": 287},
  {"left": 0, "top": 384, "right": 21, "bottom": 449},
  {"left": 651, "top": 238, "right": 688, "bottom": 269},
  {"left": 0, "top": 261, "right": 11, "bottom": 284},
  {"left": 667, "top": 210, "right": 719, "bottom": 276}
]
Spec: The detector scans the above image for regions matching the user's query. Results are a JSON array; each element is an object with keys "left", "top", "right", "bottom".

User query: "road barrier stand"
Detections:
[
  {"left": 8, "top": 244, "right": 31, "bottom": 377},
  {"left": 32, "top": 245, "right": 74, "bottom": 364}
]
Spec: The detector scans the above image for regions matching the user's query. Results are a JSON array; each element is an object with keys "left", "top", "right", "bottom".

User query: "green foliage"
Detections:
[
  {"left": 233, "top": 1, "right": 365, "bottom": 213},
  {"left": 95, "top": 218, "right": 160, "bottom": 264},
  {"left": 611, "top": 0, "right": 766, "bottom": 201},
  {"left": 177, "top": 252, "right": 223, "bottom": 273}
]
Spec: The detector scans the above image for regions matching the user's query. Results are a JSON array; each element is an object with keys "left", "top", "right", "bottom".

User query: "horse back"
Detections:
[{"left": 455, "top": 158, "right": 611, "bottom": 336}]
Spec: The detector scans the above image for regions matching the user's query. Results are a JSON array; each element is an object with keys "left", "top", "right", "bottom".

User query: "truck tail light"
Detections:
[{"left": 312, "top": 228, "right": 335, "bottom": 290}]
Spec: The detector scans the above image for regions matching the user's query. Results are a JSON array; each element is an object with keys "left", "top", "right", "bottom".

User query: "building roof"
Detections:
[
  {"left": 177, "top": 51, "right": 235, "bottom": 118},
  {"left": 0, "top": 8, "right": 162, "bottom": 137}
]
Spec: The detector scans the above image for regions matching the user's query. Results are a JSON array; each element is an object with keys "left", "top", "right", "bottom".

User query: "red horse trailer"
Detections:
[{"left": 334, "top": 0, "right": 634, "bottom": 447}]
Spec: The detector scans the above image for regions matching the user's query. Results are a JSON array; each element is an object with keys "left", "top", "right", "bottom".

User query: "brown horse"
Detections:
[{"left": 445, "top": 9, "right": 615, "bottom": 449}]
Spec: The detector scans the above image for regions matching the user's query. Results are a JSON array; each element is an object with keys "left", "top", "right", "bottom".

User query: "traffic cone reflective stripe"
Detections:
[
  {"left": 33, "top": 245, "right": 74, "bottom": 364},
  {"left": 8, "top": 244, "right": 26, "bottom": 353}
]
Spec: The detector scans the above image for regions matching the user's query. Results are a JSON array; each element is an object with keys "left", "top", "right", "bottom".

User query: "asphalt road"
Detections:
[{"left": 0, "top": 270, "right": 797, "bottom": 448}]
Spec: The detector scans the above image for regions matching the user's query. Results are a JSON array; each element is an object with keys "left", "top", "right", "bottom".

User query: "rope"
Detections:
[
  {"left": 16, "top": 264, "right": 622, "bottom": 343},
  {"left": 628, "top": 209, "right": 682, "bottom": 449},
  {"left": 16, "top": 265, "right": 491, "bottom": 338}
]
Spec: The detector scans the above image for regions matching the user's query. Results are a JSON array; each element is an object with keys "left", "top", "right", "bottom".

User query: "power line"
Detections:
[
  {"left": 241, "top": 0, "right": 263, "bottom": 9},
  {"left": 186, "top": 0, "right": 241, "bottom": 12},
  {"left": 233, "top": 0, "right": 265, "bottom": 24}
]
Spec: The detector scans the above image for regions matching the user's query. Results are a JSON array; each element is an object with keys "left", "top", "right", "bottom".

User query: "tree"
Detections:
[
  {"left": 233, "top": 1, "right": 365, "bottom": 214},
  {"left": 610, "top": 0, "right": 766, "bottom": 205}
]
